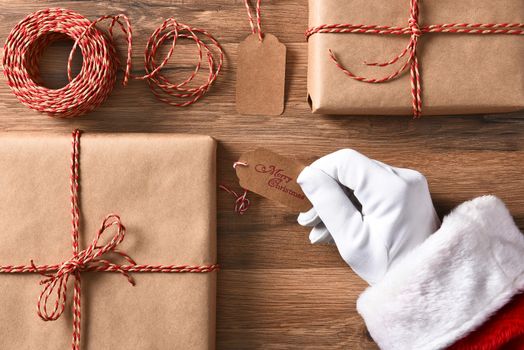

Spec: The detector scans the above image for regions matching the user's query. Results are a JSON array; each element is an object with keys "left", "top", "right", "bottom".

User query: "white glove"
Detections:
[{"left": 297, "top": 149, "right": 440, "bottom": 285}]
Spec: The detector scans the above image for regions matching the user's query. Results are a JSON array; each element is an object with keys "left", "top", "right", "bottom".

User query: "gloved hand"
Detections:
[{"left": 297, "top": 149, "right": 439, "bottom": 285}]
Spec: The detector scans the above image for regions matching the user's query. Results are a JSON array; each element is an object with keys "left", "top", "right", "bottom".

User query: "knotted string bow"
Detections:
[
  {"left": 306, "top": 0, "right": 524, "bottom": 118},
  {"left": 31, "top": 214, "right": 135, "bottom": 323},
  {"left": 0, "top": 130, "right": 219, "bottom": 350}
]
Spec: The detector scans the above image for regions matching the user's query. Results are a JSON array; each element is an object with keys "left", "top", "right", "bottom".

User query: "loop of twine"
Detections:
[
  {"left": 244, "top": 0, "right": 263, "bottom": 41},
  {"left": 233, "top": 161, "right": 249, "bottom": 169},
  {"left": 305, "top": 0, "right": 524, "bottom": 118},
  {"left": 219, "top": 185, "right": 251, "bottom": 215},
  {"left": 219, "top": 161, "right": 251, "bottom": 215},
  {"left": 0, "top": 130, "right": 219, "bottom": 350},
  {"left": 2, "top": 8, "right": 224, "bottom": 118}
]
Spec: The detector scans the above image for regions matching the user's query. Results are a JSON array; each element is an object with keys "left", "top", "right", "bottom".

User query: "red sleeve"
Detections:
[{"left": 448, "top": 292, "right": 524, "bottom": 350}]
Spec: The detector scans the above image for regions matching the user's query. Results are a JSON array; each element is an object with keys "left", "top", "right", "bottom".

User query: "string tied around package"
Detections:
[
  {"left": 30, "top": 213, "right": 136, "bottom": 322},
  {"left": 0, "top": 130, "right": 219, "bottom": 350},
  {"left": 2, "top": 8, "right": 224, "bottom": 118},
  {"left": 305, "top": 0, "right": 524, "bottom": 118}
]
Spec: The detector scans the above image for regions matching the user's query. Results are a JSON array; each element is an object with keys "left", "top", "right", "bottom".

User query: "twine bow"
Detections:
[
  {"left": 32, "top": 214, "right": 136, "bottom": 322},
  {"left": 0, "top": 130, "right": 219, "bottom": 350},
  {"left": 306, "top": 0, "right": 524, "bottom": 118}
]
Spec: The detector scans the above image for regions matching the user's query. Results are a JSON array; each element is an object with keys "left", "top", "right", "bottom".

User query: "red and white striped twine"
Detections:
[
  {"left": 220, "top": 161, "right": 251, "bottom": 215},
  {"left": 2, "top": 8, "right": 224, "bottom": 118},
  {"left": 305, "top": 0, "right": 524, "bottom": 118},
  {"left": 219, "top": 184, "right": 251, "bottom": 215},
  {"left": 0, "top": 130, "right": 219, "bottom": 350},
  {"left": 244, "top": 0, "right": 263, "bottom": 41}
]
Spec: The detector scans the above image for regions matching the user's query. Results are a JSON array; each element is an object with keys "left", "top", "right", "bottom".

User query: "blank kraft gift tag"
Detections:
[
  {"left": 236, "top": 34, "right": 287, "bottom": 115},
  {"left": 235, "top": 148, "right": 312, "bottom": 212}
]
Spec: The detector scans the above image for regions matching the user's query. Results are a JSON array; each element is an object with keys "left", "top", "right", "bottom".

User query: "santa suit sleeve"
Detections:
[
  {"left": 356, "top": 196, "right": 524, "bottom": 350},
  {"left": 449, "top": 291, "right": 524, "bottom": 350}
]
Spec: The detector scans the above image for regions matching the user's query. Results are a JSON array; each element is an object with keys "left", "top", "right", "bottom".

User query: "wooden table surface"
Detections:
[{"left": 1, "top": 1, "right": 523, "bottom": 349}]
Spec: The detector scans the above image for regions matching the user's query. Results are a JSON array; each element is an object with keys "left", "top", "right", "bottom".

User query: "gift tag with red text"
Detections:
[
  {"left": 235, "top": 148, "right": 312, "bottom": 212},
  {"left": 236, "top": 33, "right": 286, "bottom": 115}
]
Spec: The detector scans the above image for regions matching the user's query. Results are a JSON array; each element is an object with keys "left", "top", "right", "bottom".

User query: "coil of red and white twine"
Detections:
[
  {"left": 0, "top": 130, "right": 219, "bottom": 350},
  {"left": 2, "top": 8, "right": 224, "bottom": 118},
  {"left": 306, "top": 0, "right": 524, "bottom": 118}
]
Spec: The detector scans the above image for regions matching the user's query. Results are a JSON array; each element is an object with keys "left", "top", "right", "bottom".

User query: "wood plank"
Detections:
[{"left": 217, "top": 269, "right": 377, "bottom": 350}]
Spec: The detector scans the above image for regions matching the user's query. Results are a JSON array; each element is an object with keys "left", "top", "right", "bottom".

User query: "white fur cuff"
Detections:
[{"left": 357, "top": 196, "right": 524, "bottom": 350}]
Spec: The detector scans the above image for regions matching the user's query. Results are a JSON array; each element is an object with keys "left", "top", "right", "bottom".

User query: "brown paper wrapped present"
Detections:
[
  {"left": 0, "top": 132, "right": 217, "bottom": 349},
  {"left": 307, "top": 0, "right": 524, "bottom": 116}
]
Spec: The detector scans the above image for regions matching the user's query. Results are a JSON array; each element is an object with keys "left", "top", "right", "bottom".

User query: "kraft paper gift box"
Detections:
[
  {"left": 0, "top": 132, "right": 217, "bottom": 349},
  {"left": 307, "top": 0, "right": 524, "bottom": 116}
]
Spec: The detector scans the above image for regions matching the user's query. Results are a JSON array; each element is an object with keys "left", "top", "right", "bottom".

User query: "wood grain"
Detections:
[{"left": 0, "top": 1, "right": 523, "bottom": 349}]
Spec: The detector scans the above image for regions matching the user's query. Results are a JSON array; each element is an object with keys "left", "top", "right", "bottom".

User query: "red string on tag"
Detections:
[
  {"left": 244, "top": 0, "right": 263, "bottom": 41},
  {"left": 3, "top": 8, "right": 224, "bottom": 118},
  {"left": 220, "top": 161, "right": 251, "bottom": 215}
]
